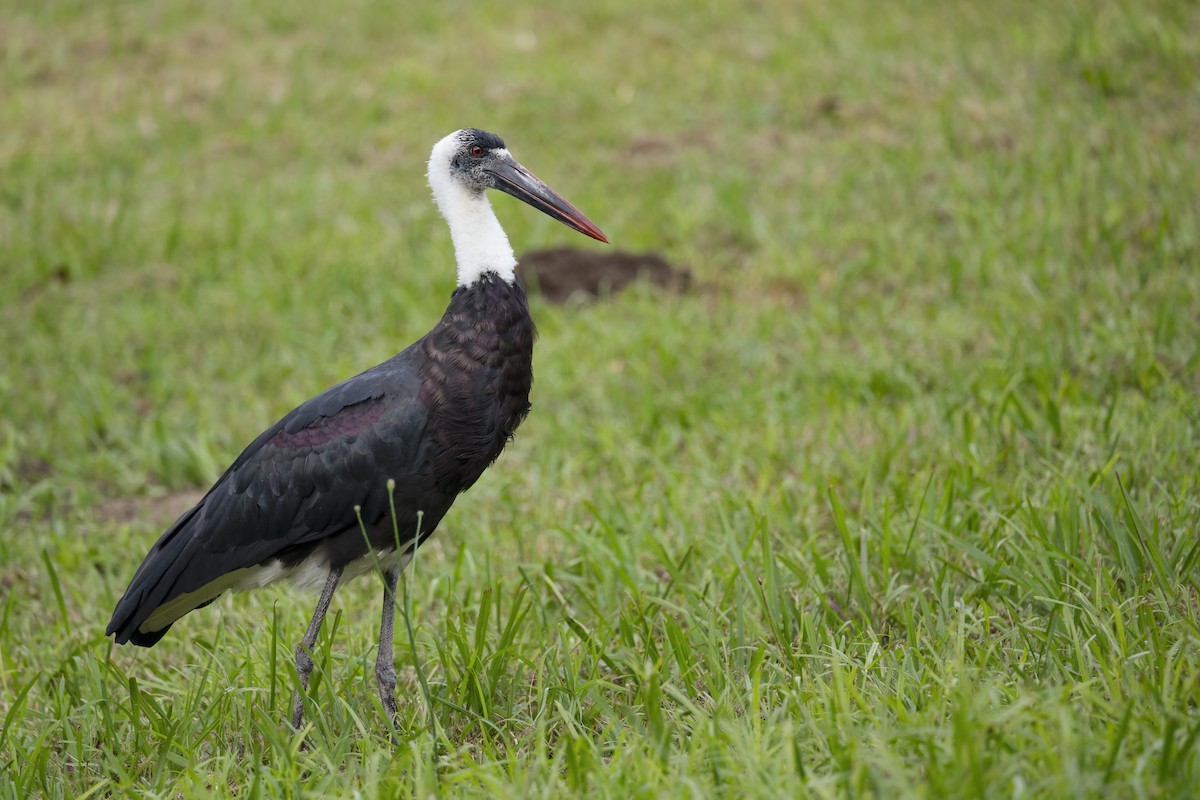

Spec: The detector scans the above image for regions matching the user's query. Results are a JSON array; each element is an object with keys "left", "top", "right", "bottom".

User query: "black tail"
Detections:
[{"left": 106, "top": 502, "right": 207, "bottom": 647}]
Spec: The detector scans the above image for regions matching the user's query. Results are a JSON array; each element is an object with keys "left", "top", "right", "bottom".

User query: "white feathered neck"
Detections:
[{"left": 427, "top": 132, "right": 517, "bottom": 287}]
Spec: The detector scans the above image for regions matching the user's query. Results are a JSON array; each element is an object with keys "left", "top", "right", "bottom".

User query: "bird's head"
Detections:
[{"left": 428, "top": 128, "right": 608, "bottom": 244}]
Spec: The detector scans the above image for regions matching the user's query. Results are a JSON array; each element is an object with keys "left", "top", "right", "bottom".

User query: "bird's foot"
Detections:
[
  {"left": 293, "top": 642, "right": 315, "bottom": 730},
  {"left": 376, "top": 661, "right": 399, "bottom": 735},
  {"left": 291, "top": 688, "right": 306, "bottom": 730}
]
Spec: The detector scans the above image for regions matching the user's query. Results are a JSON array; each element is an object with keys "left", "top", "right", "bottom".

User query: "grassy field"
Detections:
[{"left": 2, "top": 0, "right": 1199, "bottom": 796}]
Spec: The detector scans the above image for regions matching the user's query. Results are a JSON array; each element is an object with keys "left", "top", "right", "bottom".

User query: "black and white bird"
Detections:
[{"left": 106, "top": 128, "right": 608, "bottom": 728}]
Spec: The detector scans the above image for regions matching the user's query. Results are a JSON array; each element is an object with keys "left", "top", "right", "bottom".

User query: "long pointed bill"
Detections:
[{"left": 488, "top": 155, "right": 609, "bottom": 243}]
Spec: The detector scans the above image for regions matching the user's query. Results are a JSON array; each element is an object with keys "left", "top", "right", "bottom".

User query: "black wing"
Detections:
[{"left": 106, "top": 352, "right": 430, "bottom": 646}]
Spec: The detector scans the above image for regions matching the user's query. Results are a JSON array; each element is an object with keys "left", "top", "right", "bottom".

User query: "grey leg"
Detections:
[
  {"left": 376, "top": 568, "right": 400, "bottom": 728},
  {"left": 292, "top": 566, "right": 343, "bottom": 729}
]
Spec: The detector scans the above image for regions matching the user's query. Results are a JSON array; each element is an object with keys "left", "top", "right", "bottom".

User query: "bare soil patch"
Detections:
[
  {"left": 517, "top": 248, "right": 692, "bottom": 304},
  {"left": 96, "top": 489, "right": 205, "bottom": 526}
]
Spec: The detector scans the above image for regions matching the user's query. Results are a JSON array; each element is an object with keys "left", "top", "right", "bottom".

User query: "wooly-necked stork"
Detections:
[{"left": 106, "top": 128, "right": 608, "bottom": 729}]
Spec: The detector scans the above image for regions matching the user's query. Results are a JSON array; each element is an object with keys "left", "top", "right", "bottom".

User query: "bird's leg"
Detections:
[
  {"left": 376, "top": 568, "right": 400, "bottom": 730},
  {"left": 292, "top": 566, "right": 343, "bottom": 730}
]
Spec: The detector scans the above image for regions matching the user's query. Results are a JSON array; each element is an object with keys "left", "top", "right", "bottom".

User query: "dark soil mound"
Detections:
[{"left": 517, "top": 248, "right": 691, "bottom": 304}]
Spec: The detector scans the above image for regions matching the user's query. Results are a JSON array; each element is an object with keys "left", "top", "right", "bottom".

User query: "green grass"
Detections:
[{"left": 2, "top": 0, "right": 1199, "bottom": 796}]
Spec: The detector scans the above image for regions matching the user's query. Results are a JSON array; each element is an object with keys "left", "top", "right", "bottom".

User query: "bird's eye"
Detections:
[{"left": 470, "top": 145, "right": 486, "bottom": 158}]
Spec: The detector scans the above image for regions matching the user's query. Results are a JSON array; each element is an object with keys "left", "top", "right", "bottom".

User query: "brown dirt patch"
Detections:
[
  {"left": 12, "top": 456, "right": 56, "bottom": 484},
  {"left": 96, "top": 488, "right": 205, "bottom": 526},
  {"left": 621, "top": 129, "right": 718, "bottom": 167},
  {"left": 517, "top": 248, "right": 692, "bottom": 304}
]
